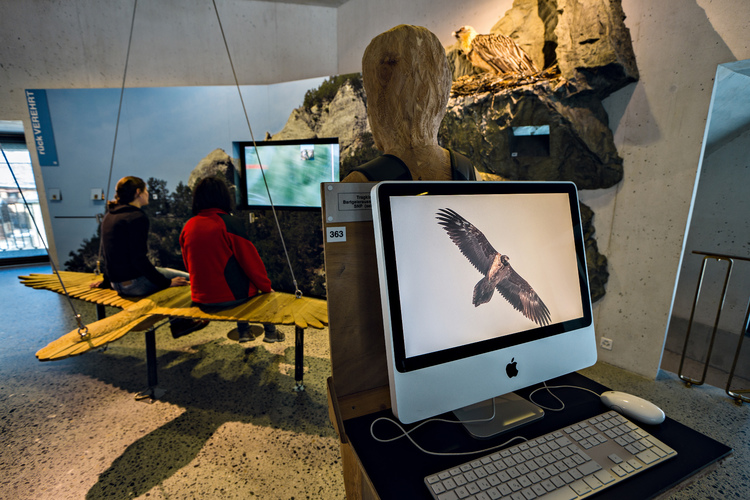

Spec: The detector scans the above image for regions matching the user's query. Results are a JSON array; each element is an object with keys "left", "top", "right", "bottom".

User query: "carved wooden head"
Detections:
[{"left": 362, "top": 25, "right": 452, "bottom": 153}]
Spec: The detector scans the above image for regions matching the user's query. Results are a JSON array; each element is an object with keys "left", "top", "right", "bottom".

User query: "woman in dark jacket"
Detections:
[{"left": 100, "top": 176, "right": 189, "bottom": 296}]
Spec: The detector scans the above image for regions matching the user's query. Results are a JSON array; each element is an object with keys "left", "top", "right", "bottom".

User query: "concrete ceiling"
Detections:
[{"left": 257, "top": 0, "right": 350, "bottom": 6}]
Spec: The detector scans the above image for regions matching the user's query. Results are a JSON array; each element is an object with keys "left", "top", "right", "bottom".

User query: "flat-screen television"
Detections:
[
  {"left": 235, "top": 138, "right": 340, "bottom": 210},
  {"left": 371, "top": 181, "right": 597, "bottom": 435}
]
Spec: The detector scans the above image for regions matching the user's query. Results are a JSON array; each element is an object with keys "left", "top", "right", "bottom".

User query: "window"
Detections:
[{"left": 0, "top": 123, "right": 48, "bottom": 264}]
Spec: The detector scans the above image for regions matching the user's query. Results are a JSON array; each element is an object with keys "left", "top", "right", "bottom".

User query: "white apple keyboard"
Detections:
[{"left": 425, "top": 410, "right": 676, "bottom": 500}]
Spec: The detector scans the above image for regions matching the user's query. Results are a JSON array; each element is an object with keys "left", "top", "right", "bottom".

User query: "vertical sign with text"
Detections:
[{"left": 25, "top": 89, "right": 59, "bottom": 166}]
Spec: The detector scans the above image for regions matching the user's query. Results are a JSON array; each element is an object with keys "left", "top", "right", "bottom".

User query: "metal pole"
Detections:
[
  {"left": 294, "top": 326, "right": 305, "bottom": 392},
  {"left": 679, "top": 256, "right": 733, "bottom": 386},
  {"left": 726, "top": 296, "right": 750, "bottom": 404},
  {"left": 135, "top": 325, "right": 165, "bottom": 401}
]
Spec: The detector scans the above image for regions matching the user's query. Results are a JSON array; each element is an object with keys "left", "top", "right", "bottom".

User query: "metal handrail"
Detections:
[{"left": 678, "top": 251, "right": 750, "bottom": 405}]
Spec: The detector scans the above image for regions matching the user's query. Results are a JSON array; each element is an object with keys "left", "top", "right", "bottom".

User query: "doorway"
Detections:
[
  {"left": 664, "top": 60, "right": 750, "bottom": 388},
  {"left": 0, "top": 120, "right": 48, "bottom": 265}
]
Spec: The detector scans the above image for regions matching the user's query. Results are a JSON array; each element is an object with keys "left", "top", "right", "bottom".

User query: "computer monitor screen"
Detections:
[
  {"left": 371, "top": 181, "right": 597, "bottom": 426},
  {"left": 236, "top": 138, "right": 340, "bottom": 210}
]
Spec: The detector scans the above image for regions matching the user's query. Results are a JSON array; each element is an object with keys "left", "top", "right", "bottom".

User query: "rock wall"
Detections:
[
  {"left": 440, "top": 90, "right": 623, "bottom": 190},
  {"left": 438, "top": 0, "right": 638, "bottom": 300},
  {"left": 448, "top": 0, "right": 639, "bottom": 98},
  {"left": 270, "top": 80, "right": 369, "bottom": 160},
  {"left": 270, "top": 0, "right": 638, "bottom": 301},
  {"left": 554, "top": 0, "right": 639, "bottom": 98}
]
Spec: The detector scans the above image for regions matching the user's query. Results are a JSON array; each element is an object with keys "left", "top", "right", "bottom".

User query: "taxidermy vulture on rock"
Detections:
[{"left": 452, "top": 25, "right": 539, "bottom": 77}]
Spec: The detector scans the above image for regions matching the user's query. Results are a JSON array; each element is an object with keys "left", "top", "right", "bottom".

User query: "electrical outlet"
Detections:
[{"left": 600, "top": 337, "right": 613, "bottom": 350}]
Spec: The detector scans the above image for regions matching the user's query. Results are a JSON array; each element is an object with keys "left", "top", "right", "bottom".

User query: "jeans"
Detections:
[{"left": 111, "top": 267, "right": 189, "bottom": 297}]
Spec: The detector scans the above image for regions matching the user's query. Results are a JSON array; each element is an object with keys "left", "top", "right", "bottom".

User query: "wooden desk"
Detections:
[
  {"left": 321, "top": 184, "right": 731, "bottom": 498},
  {"left": 321, "top": 182, "right": 386, "bottom": 498},
  {"left": 341, "top": 372, "right": 732, "bottom": 499}
]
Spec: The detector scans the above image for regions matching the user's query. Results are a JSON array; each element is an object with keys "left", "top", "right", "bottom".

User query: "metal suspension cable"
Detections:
[
  {"left": 0, "top": 0, "right": 140, "bottom": 339},
  {"left": 96, "top": 0, "right": 139, "bottom": 275},
  {"left": 0, "top": 145, "right": 88, "bottom": 337},
  {"left": 210, "top": 0, "right": 302, "bottom": 298}
]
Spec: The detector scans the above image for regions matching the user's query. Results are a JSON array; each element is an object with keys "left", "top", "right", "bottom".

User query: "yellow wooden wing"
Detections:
[
  {"left": 152, "top": 291, "right": 329, "bottom": 329},
  {"left": 19, "top": 271, "right": 141, "bottom": 308},
  {"left": 22, "top": 272, "right": 328, "bottom": 362},
  {"left": 35, "top": 297, "right": 166, "bottom": 361}
]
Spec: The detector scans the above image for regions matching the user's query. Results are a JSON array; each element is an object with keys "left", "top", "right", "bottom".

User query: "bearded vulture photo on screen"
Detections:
[
  {"left": 452, "top": 25, "right": 539, "bottom": 77},
  {"left": 436, "top": 208, "right": 551, "bottom": 327}
]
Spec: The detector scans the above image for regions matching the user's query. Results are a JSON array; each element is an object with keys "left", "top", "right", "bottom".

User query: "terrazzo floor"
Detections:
[
  {"left": 0, "top": 264, "right": 345, "bottom": 499},
  {"left": 1, "top": 264, "right": 747, "bottom": 499}
]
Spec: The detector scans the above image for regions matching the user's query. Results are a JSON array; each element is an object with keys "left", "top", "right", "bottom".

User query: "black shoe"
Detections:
[
  {"left": 263, "top": 330, "right": 285, "bottom": 343},
  {"left": 237, "top": 328, "right": 259, "bottom": 343},
  {"left": 229, "top": 325, "right": 263, "bottom": 343},
  {"left": 170, "top": 318, "right": 210, "bottom": 339}
]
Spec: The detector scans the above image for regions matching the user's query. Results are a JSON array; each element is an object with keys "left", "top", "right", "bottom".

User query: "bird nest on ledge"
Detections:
[{"left": 450, "top": 66, "right": 563, "bottom": 97}]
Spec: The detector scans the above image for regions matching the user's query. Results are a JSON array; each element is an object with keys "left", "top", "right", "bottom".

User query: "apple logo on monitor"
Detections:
[{"left": 506, "top": 358, "right": 519, "bottom": 378}]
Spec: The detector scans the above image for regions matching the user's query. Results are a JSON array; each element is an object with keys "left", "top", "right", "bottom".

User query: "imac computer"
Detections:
[
  {"left": 371, "top": 181, "right": 597, "bottom": 438},
  {"left": 235, "top": 138, "right": 340, "bottom": 210}
]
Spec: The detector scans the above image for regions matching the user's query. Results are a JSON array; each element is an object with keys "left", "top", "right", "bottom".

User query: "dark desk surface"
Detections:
[{"left": 344, "top": 372, "right": 732, "bottom": 500}]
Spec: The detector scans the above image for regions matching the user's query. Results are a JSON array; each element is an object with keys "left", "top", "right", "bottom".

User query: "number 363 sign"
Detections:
[{"left": 326, "top": 227, "right": 346, "bottom": 243}]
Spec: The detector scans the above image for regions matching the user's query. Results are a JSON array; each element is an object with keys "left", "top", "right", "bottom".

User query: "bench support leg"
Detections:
[
  {"left": 135, "top": 326, "right": 166, "bottom": 402},
  {"left": 294, "top": 326, "right": 305, "bottom": 392}
]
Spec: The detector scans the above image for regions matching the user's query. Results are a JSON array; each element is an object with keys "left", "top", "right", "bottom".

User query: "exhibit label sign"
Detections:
[
  {"left": 25, "top": 89, "right": 59, "bottom": 166},
  {"left": 322, "top": 182, "right": 375, "bottom": 223}
]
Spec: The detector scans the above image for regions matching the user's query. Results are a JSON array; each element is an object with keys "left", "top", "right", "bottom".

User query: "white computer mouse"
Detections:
[{"left": 600, "top": 391, "right": 665, "bottom": 425}]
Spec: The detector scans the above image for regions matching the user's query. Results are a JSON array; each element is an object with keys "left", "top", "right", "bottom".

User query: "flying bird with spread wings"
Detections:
[
  {"left": 436, "top": 208, "right": 551, "bottom": 326},
  {"left": 452, "top": 25, "right": 539, "bottom": 77}
]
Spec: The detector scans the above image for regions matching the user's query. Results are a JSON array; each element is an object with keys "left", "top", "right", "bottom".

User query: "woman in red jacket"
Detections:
[{"left": 180, "top": 176, "right": 283, "bottom": 343}]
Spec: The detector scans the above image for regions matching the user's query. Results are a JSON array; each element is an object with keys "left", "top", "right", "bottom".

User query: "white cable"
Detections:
[
  {"left": 528, "top": 382, "right": 601, "bottom": 412},
  {"left": 370, "top": 382, "right": 602, "bottom": 457},
  {"left": 0, "top": 146, "right": 88, "bottom": 336},
  {"left": 97, "top": 0, "right": 139, "bottom": 276},
  {"left": 210, "top": 0, "right": 301, "bottom": 298},
  {"left": 369, "top": 401, "right": 528, "bottom": 457}
]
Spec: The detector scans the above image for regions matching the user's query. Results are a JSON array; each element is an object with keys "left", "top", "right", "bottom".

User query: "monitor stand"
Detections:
[{"left": 453, "top": 392, "right": 544, "bottom": 440}]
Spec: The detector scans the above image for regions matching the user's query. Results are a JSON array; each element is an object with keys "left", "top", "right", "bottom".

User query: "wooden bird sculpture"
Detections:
[{"left": 20, "top": 271, "right": 328, "bottom": 361}]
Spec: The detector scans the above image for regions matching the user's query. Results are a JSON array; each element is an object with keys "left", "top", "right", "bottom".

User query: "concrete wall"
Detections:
[
  {"left": 589, "top": 0, "right": 749, "bottom": 378},
  {"left": 337, "top": 0, "right": 508, "bottom": 69},
  {"left": 0, "top": 0, "right": 339, "bottom": 262},
  {"left": 2, "top": 0, "right": 749, "bottom": 378}
]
